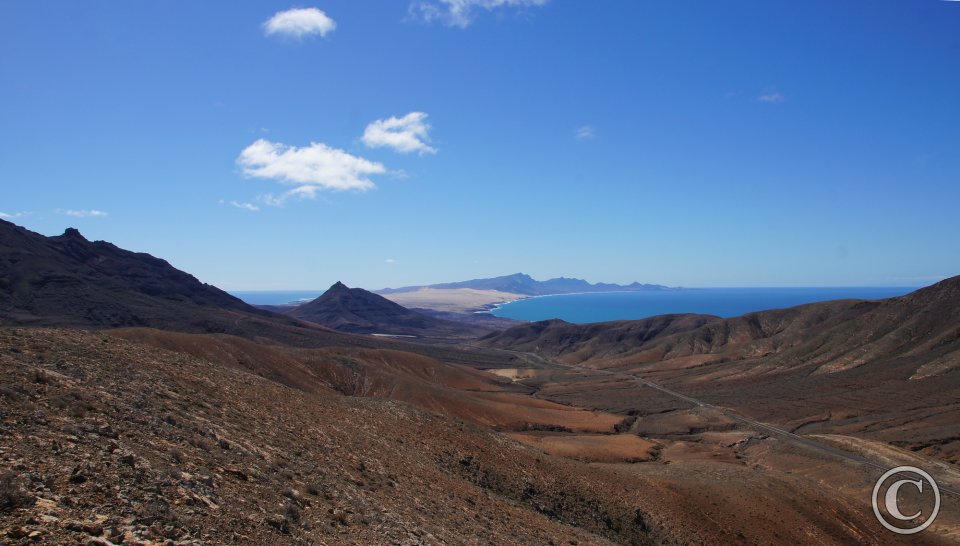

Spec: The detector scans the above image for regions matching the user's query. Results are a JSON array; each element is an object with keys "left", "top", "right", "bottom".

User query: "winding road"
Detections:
[{"left": 476, "top": 344, "right": 960, "bottom": 499}]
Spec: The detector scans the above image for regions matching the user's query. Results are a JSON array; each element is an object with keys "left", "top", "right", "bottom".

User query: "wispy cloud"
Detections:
[
  {"left": 0, "top": 211, "right": 29, "bottom": 220},
  {"left": 263, "top": 7, "right": 336, "bottom": 39},
  {"left": 758, "top": 92, "right": 785, "bottom": 104},
  {"left": 409, "top": 0, "right": 549, "bottom": 28},
  {"left": 385, "top": 258, "right": 398, "bottom": 264},
  {"left": 58, "top": 209, "right": 107, "bottom": 218},
  {"left": 224, "top": 200, "right": 260, "bottom": 212},
  {"left": 575, "top": 125, "right": 595, "bottom": 140},
  {"left": 237, "top": 139, "right": 386, "bottom": 205},
  {"left": 362, "top": 112, "right": 437, "bottom": 155}
]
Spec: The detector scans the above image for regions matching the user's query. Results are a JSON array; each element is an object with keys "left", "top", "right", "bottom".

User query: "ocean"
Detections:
[
  {"left": 489, "top": 287, "right": 917, "bottom": 324},
  {"left": 230, "top": 290, "right": 327, "bottom": 305}
]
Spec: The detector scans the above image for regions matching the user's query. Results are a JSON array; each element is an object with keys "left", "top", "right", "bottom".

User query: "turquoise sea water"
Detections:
[
  {"left": 489, "top": 287, "right": 917, "bottom": 324},
  {"left": 231, "top": 290, "right": 326, "bottom": 305}
]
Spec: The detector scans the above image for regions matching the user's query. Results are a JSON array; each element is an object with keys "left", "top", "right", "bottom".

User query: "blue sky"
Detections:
[{"left": 2, "top": 0, "right": 958, "bottom": 290}]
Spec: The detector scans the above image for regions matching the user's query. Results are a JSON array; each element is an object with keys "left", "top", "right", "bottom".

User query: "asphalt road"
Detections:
[{"left": 590, "top": 364, "right": 960, "bottom": 499}]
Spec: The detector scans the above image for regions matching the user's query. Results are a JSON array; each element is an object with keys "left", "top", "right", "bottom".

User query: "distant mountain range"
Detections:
[{"left": 377, "top": 272, "right": 670, "bottom": 296}]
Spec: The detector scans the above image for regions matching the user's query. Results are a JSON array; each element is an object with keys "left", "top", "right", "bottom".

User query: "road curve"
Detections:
[{"left": 471, "top": 344, "right": 960, "bottom": 499}]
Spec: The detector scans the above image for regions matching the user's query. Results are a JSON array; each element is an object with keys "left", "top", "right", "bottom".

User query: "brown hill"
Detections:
[
  {"left": 592, "top": 275, "right": 960, "bottom": 379},
  {"left": 481, "top": 277, "right": 960, "bottom": 376},
  {"left": 0, "top": 328, "right": 628, "bottom": 544},
  {"left": 107, "top": 327, "right": 621, "bottom": 433},
  {"left": 286, "top": 281, "right": 488, "bottom": 339},
  {"left": 479, "top": 314, "right": 720, "bottom": 363},
  {"left": 1, "top": 328, "right": 920, "bottom": 545}
]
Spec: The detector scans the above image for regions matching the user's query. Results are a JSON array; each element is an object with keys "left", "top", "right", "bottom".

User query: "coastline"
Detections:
[
  {"left": 488, "top": 286, "right": 918, "bottom": 323},
  {"left": 486, "top": 289, "right": 680, "bottom": 316}
]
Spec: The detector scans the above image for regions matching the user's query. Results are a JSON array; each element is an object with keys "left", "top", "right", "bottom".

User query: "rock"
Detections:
[
  {"left": 224, "top": 466, "right": 248, "bottom": 481},
  {"left": 98, "top": 425, "right": 118, "bottom": 438},
  {"left": 34, "top": 497, "right": 57, "bottom": 511},
  {"left": 265, "top": 514, "right": 290, "bottom": 534},
  {"left": 66, "top": 520, "right": 105, "bottom": 535},
  {"left": 70, "top": 466, "right": 88, "bottom": 483}
]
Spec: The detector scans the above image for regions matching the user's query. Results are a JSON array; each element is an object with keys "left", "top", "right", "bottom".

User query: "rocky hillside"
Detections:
[
  {"left": 0, "top": 327, "right": 672, "bottom": 545},
  {"left": 483, "top": 277, "right": 960, "bottom": 465},
  {"left": 0, "top": 221, "right": 279, "bottom": 333},
  {"left": 481, "top": 277, "right": 960, "bottom": 377},
  {"left": 479, "top": 314, "right": 719, "bottom": 363}
]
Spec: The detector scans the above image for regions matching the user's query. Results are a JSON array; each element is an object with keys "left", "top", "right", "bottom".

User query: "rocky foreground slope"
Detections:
[
  {"left": 3, "top": 327, "right": 927, "bottom": 545},
  {"left": 0, "top": 328, "right": 671, "bottom": 545}
]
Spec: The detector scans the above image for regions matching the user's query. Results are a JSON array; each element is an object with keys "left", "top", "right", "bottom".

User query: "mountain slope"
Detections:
[
  {"left": 602, "top": 276, "right": 960, "bottom": 378},
  {"left": 479, "top": 314, "right": 720, "bottom": 363},
  {"left": 107, "top": 327, "right": 625, "bottom": 433},
  {"left": 483, "top": 276, "right": 960, "bottom": 464},
  {"left": 480, "top": 277, "right": 960, "bottom": 376},
  {"left": 0, "top": 220, "right": 261, "bottom": 329},
  {"left": 286, "top": 282, "right": 487, "bottom": 338},
  {"left": 0, "top": 220, "right": 407, "bottom": 347},
  {"left": 0, "top": 328, "right": 637, "bottom": 545},
  {"left": 378, "top": 272, "right": 668, "bottom": 296},
  {"left": 2, "top": 327, "right": 916, "bottom": 545}
]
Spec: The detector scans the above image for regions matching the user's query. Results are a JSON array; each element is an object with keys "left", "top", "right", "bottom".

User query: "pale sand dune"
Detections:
[{"left": 381, "top": 287, "right": 525, "bottom": 313}]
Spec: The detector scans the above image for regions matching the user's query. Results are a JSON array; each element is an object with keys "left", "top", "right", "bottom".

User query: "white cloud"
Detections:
[
  {"left": 575, "top": 125, "right": 595, "bottom": 140},
  {"left": 759, "top": 92, "right": 785, "bottom": 104},
  {"left": 386, "top": 258, "right": 398, "bottom": 264},
  {"left": 229, "top": 201, "right": 260, "bottom": 212},
  {"left": 409, "top": 0, "right": 549, "bottom": 28},
  {"left": 362, "top": 112, "right": 437, "bottom": 155},
  {"left": 0, "top": 211, "right": 28, "bottom": 220},
  {"left": 263, "top": 7, "right": 336, "bottom": 39},
  {"left": 59, "top": 209, "right": 107, "bottom": 218},
  {"left": 237, "top": 139, "right": 386, "bottom": 205}
]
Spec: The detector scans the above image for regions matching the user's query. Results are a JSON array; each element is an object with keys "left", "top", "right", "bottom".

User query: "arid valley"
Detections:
[{"left": 2, "top": 220, "right": 958, "bottom": 544}]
